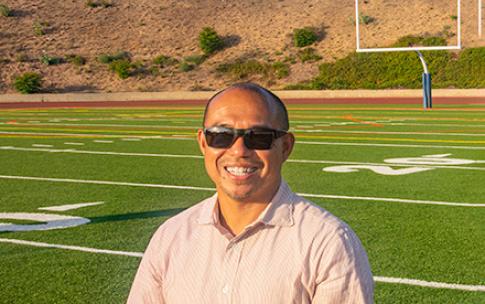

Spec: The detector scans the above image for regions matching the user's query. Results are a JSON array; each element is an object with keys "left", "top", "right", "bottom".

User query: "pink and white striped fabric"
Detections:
[{"left": 128, "top": 181, "right": 374, "bottom": 303}]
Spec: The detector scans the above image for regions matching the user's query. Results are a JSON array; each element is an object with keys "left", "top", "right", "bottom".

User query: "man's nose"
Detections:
[{"left": 227, "top": 136, "right": 251, "bottom": 157}]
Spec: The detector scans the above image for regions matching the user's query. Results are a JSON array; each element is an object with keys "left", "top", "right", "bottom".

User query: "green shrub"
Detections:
[
  {"left": 14, "top": 72, "right": 42, "bottom": 94},
  {"left": 65, "top": 54, "right": 86, "bottom": 66},
  {"left": 184, "top": 54, "right": 206, "bottom": 66},
  {"left": 179, "top": 61, "right": 195, "bottom": 72},
  {"left": 199, "top": 27, "right": 224, "bottom": 55},
  {"left": 272, "top": 62, "right": 290, "bottom": 79},
  {"left": 153, "top": 55, "right": 178, "bottom": 67},
  {"left": 40, "top": 54, "right": 63, "bottom": 65},
  {"left": 98, "top": 51, "right": 129, "bottom": 64},
  {"left": 109, "top": 59, "right": 132, "bottom": 79},
  {"left": 216, "top": 59, "right": 267, "bottom": 79},
  {"left": 216, "top": 59, "right": 289, "bottom": 80},
  {"left": 0, "top": 4, "right": 12, "bottom": 17},
  {"left": 297, "top": 48, "right": 322, "bottom": 63},
  {"left": 86, "top": 0, "right": 112, "bottom": 8},
  {"left": 359, "top": 14, "right": 375, "bottom": 25},
  {"left": 293, "top": 27, "right": 318, "bottom": 47},
  {"left": 33, "top": 21, "right": 45, "bottom": 36}
]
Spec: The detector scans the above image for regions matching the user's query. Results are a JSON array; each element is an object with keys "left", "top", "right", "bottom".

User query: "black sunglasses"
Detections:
[{"left": 204, "top": 126, "right": 287, "bottom": 150}]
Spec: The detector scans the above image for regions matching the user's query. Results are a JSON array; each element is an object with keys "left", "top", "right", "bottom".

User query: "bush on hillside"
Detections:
[
  {"left": 297, "top": 48, "right": 322, "bottom": 63},
  {"left": 40, "top": 54, "right": 63, "bottom": 65},
  {"left": 153, "top": 55, "right": 178, "bottom": 67},
  {"left": 216, "top": 59, "right": 290, "bottom": 80},
  {"left": 293, "top": 27, "right": 318, "bottom": 47},
  {"left": 0, "top": 4, "right": 12, "bottom": 17},
  {"left": 98, "top": 51, "right": 129, "bottom": 64},
  {"left": 14, "top": 72, "right": 42, "bottom": 94},
  {"left": 65, "top": 54, "right": 86, "bottom": 66},
  {"left": 199, "top": 27, "right": 224, "bottom": 55},
  {"left": 109, "top": 59, "right": 132, "bottom": 79}
]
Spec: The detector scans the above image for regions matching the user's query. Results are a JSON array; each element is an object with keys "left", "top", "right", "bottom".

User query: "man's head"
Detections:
[{"left": 197, "top": 83, "right": 295, "bottom": 204}]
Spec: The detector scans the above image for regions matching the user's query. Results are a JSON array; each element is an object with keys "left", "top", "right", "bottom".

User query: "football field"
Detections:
[{"left": 0, "top": 101, "right": 484, "bottom": 303}]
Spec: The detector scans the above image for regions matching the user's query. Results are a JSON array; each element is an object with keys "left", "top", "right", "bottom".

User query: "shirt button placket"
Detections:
[{"left": 221, "top": 240, "right": 242, "bottom": 303}]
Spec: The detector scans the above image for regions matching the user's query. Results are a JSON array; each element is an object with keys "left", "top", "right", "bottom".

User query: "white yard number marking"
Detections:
[
  {"left": 323, "top": 154, "right": 477, "bottom": 176},
  {"left": 0, "top": 213, "right": 90, "bottom": 232},
  {"left": 323, "top": 165, "right": 431, "bottom": 175},
  {"left": 0, "top": 202, "right": 101, "bottom": 232}
]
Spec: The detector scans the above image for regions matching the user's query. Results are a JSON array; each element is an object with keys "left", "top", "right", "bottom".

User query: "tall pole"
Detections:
[{"left": 416, "top": 51, "right": 432, "bottom": 109}]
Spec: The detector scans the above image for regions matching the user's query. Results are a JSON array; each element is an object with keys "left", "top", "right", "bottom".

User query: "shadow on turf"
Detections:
[{"left": 88, "top": 208, "right": 187, "bottom": 224}]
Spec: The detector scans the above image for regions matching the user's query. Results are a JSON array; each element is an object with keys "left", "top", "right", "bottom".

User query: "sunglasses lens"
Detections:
[
  {"left": 205, "top": 129, "right": 235, "bottom": 148},
  {"left": 245, "top": 130, "right": 274, "bottom": 150}
]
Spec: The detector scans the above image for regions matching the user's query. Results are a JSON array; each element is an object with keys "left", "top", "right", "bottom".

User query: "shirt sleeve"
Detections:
[
  {"left": 311, "top": 225, "right": 374, "bottom": 303},
  {"left": 127, "top": 229, "right": 166, "bottom": 304}
]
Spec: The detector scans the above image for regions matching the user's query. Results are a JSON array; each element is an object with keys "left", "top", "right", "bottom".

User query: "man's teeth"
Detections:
[{"left": 226, "top": 166, "right": 257, "bottom": 176}]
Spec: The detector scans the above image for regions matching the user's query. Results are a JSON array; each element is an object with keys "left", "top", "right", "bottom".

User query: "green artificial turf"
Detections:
[{"left": 0, "top": 103, "right": 484, "bottom": 303}]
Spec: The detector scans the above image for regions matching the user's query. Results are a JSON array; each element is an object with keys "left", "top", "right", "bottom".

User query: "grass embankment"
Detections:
[{"left": 288, "top": 36, "right": 485, "bottom": 89}]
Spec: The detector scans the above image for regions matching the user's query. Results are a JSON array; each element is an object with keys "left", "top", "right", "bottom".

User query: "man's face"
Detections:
[{"left": 197, "top": 88, "right": 294, "bottom": 203}]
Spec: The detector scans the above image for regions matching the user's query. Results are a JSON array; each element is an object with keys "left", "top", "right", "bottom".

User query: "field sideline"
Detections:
[{"left": 0, "top": 99, "right": 484, "bottom": 303}]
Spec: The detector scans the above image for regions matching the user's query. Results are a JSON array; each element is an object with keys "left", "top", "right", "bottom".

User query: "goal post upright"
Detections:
[{"left": 354, "top": 0, "right": 462, "bottom": 110}]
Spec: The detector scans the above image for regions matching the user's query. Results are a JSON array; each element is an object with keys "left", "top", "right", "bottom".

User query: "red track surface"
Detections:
[{"left": 0, "top": 97, "right": 484, "bottom": 109}]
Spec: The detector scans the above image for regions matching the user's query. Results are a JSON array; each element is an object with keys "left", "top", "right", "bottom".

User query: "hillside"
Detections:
[{"left": 0, "top": 0, "right": 483, "bottom": 93}]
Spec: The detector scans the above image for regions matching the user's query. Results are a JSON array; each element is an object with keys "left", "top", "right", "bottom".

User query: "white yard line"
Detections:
[
  {"left": 0, "top": 175, "right": 483, "bottom": 207},
  {"left": 64, "top": 142, "right": 85, "bottom": 146},
  {"left": 0, "top": 238, "right": 143, "bottom": 257},
  {"left": 297, "top": 141, "right": 485, "bottom": 150},
  {"left": 32, "top": 144, "right": 53, "bottom": 148},
  {"left": 1, "top": 146, "right": 484, "bottom": 171},
  {"left": 0, "top": 237, "right": 483, "bottom": 292},
  {"left": 0, "top": 122, "right": 199, "bottom": 129},
  {"left": 121, "top": 138, "right": 141, "bottom": 141},
  {"left": 93, "top": 140, "right": 113, "bottom": 144},
  {"left": 2, "top": 131, "right": 485, "bottom": 149},
  {"left": 0, "top": 131, "right": 193, "bottom": 140},
  {"left": 291, "top": 129, "right": 485, "bottom": 137},
  {"left": 38, "top": 201, "right": 104, "bottom": 212},
  {"left": 373, "top": 276, "right": 485, "bottom": 292}
]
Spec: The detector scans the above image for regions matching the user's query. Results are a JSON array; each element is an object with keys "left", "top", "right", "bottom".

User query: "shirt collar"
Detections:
[{"left": 196, "top": 181, "right": 294, "bottom": 227}]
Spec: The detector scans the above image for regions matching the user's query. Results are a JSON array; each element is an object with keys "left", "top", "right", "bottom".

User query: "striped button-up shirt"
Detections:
[{"left": 128, "top": 181, "right": 374, "bottom": 303}]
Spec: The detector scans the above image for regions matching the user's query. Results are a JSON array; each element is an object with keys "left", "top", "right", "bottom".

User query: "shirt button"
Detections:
[{"left": 222, "top": 285, "right": 230, "bottom": 294}]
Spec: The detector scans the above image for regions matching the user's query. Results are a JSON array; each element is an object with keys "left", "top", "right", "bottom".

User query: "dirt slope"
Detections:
[{"left": 0, "top": 0, "right": 483, "bottom": 93}]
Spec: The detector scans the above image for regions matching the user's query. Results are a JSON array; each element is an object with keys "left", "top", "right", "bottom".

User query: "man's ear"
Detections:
[
  {"left": 281, "top": 132, "right": 295, "bottom": 161},
  {"left": 197, "top": 129, "right": 206, "bottom": 156}
]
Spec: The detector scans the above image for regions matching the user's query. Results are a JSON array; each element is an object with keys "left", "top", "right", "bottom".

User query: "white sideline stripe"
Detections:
[
  {"left": 292, "top": 129, "right": 485, "bottom": 137},
  {"left": 1, "top": 146, "right": 484, "bottom": 171},
  {"left": 297, "top": 141, "right": 485, "bottom": 150},
  {"left": 64, "top": 142, "right": 84, "bottom": 146},
  {"left": 32, "top": 144, "right": 53, "bottom": 148},
  {"left": 5, "top": 122, "right": 485, "bottom": 136},
  {"left": 93, "top": 140, "right": 113, "bottom": 143},
  {"left": 2, "top": 131, "right": 485, "bottom": 149},
  {"left": 0, "top": 238, "right": 483, "bottom": 292},
  {"left": 373, "top": 276, "right": 485, "bottom": 292},
  {"left": 0, "top": 131, "right": 193, "bottom": 140},
  {"left": 11, "top": 122, "right": 485, "bottom": 136},
  {"left": 0, "top": 175, "right": 483, "bottom": 207},
  {"left": 0, "top": 238, "right": 143, "bottom": 257},
  {"left": 121, "top": 138, "right": 141, "bottom": 141},
  {"left": 38, "top": 201, "right": 104, "bottom": 212}
]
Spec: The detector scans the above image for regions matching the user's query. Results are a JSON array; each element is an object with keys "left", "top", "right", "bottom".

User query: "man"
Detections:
[{"left": 128, "top": 83, "right": 374, "bottom": 303}]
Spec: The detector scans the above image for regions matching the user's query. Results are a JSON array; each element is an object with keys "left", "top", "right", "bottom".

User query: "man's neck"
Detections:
[{"left": 217, "top": 198, "right": 269, "bottom": 236}]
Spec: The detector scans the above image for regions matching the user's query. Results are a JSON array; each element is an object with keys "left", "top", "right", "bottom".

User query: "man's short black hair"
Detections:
[{"left": 202, "top": 82, "right": 290, "bottom": 131}]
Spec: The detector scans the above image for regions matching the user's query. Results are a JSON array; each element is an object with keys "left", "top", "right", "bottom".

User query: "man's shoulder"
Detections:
[
  {"left": 154, "top": 194, "right": 216, "bottom": 234},
  {"left": 290, "top": 193, "right": 352, "bottom": 235}
]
